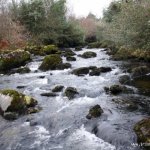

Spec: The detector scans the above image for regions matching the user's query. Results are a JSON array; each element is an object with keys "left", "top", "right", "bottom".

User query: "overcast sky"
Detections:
[{"left": 67, "top": 0, "right": 114, "bottom": 18}]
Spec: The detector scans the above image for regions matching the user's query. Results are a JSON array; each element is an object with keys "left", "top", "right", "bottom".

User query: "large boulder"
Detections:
[
  {"left": 80, "top": 51, "right": 97, "bottom": 59},
  {"left": 0, "top": 50, "right": 31, "bottom": 72},
  {"left": 134, "top": 118, "right": 150, "bottom": 147},
  {"left": 64, "top": 87, "right": 79, "bottom": 100},
  {"left": 0, "top": 89, "right": 39, "bottom": 120},
  {"left": 72, "top": 67, "right": 89, "bottom": 76},
  {"left": 86, "top": 105, "right": 103, "bottom": 119},
  {"left": 131, "top": 66, "right": 150, "bottom": 77},
  {"left": 39, "top": 54, "right": 62, "bottom": 71}
]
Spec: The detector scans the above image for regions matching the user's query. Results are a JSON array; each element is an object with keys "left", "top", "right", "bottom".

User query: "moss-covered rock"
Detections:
[
  {"left": 134, "top": 118, "right": 150, "bottom": 147},
  {"left": 62, "top": 49, "right": 76, "bottom": 57},
  {"left": 11, "top": 67, "right": 31, "bottom": 74},
  {"left": 39, "top": 54, "right": 62, "bottom": 71},
  {"left": 43, "top": 45, "right": 61, "bottom": 55},
  {"left": 86, "top": 105, "right": 103, "bottom": 119},
  {"left": 57, "top": 63, "right": 71, "bottom": 70},
  {"left": 52, "top": 85, "right": 64, "bottom": 92},
  {"left": 0, "top": 89, "right": 39, "bottom": 120},
  {"left": 131, "top": 66, "right": 150, "bottom": 77},
  {"left": 72, "top": 67, "right": 89, "bottom": 76},
  {"left": 64, "top": 87, "right": 79, "bottom": 100},
  {"left": 80, "top": 51, "right": 97, "bottom": 59},
  {"left": 0, "top": 50, "right": 31, "bottom": 72}
]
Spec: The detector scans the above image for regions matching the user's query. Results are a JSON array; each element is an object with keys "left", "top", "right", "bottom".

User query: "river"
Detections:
[{"left": 0, "top": 48, "right": 149, "bottom": 150}]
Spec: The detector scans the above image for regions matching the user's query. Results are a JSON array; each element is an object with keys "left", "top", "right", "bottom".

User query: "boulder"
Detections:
[
  {"left": 72, "top": 67, "right": 89, "bottom": 76},
  {"left": 39, "top": 54, "right": 62, "bottom": 71},
  {"left": 99, "top": 67, "right": 112, "bottom": 73},
  {"left": 43, "top": 45, "right": 61, "bottom": 55},
  {"left": 131, "top": 66, "right": 150, "bottom": 77},
  {"left": 89, "top": 68, "right": 101, "bottom": 76},
  {"left": 119, "top": 75, "right": 131, "bottom": 84},
  {"left": 134, "top": 118, "right": 150, "bottom": 146},
  {"left": 75, "top": 47, "right": 82, "bottom": 51},
  {"left": 57, "top": 63, "right": 71, "bottom": 70},
  {"left": 0, "top": 89, "right": 39, "bottom": 120},
  {"left": 0, "top": 50, "right": 31, "bottom": 72},
  {"left": 66, "top": 56, "right": 76, "bottom": 61},
  {"left": 86, "top": 105, "right": 103, "bottom": 119},
  {"left": 64, "top": 87, "right": 79, "bottom": 100},
  {"left": 11, "top": 67, "right": 31, "bottom": 74},
  {"left": 62, "top": 49, "right": 76, "bottom": 57},
  {"left": 52, "top": 85, "right": 64, "bottom": 92},
  {"left": 81, "top": 51, "right": 97, "bottom": 59}
]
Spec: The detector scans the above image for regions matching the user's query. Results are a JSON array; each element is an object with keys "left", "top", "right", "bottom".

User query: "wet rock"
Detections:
[
  {"left": 75, "top": 47, "right": 83, "bottom": 51},
  {"left": 99, "top": 67, "right": 112, "bottom": 73},
  {"left": 131, "top": 66, "right": 150, "bottom": 77},
  {"left": 134, "top": 118, "right": 150, "bottom": 146},
  {"left": 109, "top": 85, "right": 124, "bottom": 95},
  {"left": 80, "top": 51, "right": 97, "bottom": 59},
  {"left": 72, "top": 67, "right": 89, "bottom": 76},
  {"left": 57, "top": 63, "right": 71, "bottom": 70},
  {"left": 89, "top": 68, "right": 101, "bottom": 76},
  {"left": 27, "top": 107, "right": 40, "bottom": 114},
  {"left": 0, "top": 89, "right": 39, "bottom": 120},
  {"left": 30, "top": 120, "right": 38, "bottom": 126},
  {"left": 52, "top": 85, "right": 64, "bottom": 92},
  {"left": 3, "top": 112, "right": 19, "bottom": 120},
  {"left": 0, "top": 50, "right": 31, "bottom": 72},
  {"left": 41, "top": 92, "right": 57, "bottom": 97},
  {"left": 38, "top": 76, "right": 45, "bottom": 79},
  {"left": 43, "top": 45, "right": 61, "bottom": 55},
  {"left": 66, "top": 56, "right": 76, "bottom": 61},
  {"left": 86, "top": 105, "right": 103, "bottom": 119},
  {"left": 64, "top": 87, "right": 79, "bottom": 100},
  {"left": 88, "top": 66, "right": 97, "bottom": 70},
  {"left": 112, "top": 98, "right": 138, "bottom": 111},
  {"left": 119, "top": 75, "right": 131, "bottom": 84},
  {"left": 16, "top": 85, "right": 26, "bottom": 89},
  {"left": 11, "top": 67, "right": 31, "bottom": 74},
  {"left": 39, "top": 54, "right": 62, "bottom": 71}
]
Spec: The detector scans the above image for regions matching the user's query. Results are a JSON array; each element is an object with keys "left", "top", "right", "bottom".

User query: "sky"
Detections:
[{"left": 67, "top": 0, "right": 114, "bottom": 18}]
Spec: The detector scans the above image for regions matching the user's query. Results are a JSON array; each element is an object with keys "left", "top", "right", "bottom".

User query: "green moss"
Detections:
[
  {"left": 43, "top": 45, "right": 61, "bottom": 55},
  {"left": 0, "top": 50, "right": 31, "bottom": 71},
  {"left": 39, "top": 54, "right": 62, "bottom": 71}
]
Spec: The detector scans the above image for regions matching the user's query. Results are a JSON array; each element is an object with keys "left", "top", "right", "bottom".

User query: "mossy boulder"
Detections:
[
  {"left": 86, "top": 105, "right": 103, "bottom": 119},
  {"left": 0, "top": 89, "right": 39, "bottom": 120},
  {"left": 81, "top": 51, "right": 97, "bottom": 59},
  {"left": 39, "top": 54, "right": 62, "bottom": 71},
  {"left": 72, "top": 67, "right": 89, "bottom": 76},
  {"left": 134, "top": 118, "right": 150, "bottom": 147},
  {"left": 62, "top": 49, "right": 76, "bottom": 57},
  {"left": 52, "top": 85, "right": 64, "bottom": 92},
  {"left": 64, "top": 87, "right": 79, "bottom": 100},
  {"left": 87, "top": 42, "right": 102, "bottom": 49},
  {"left": 43, "top": 45, "right": 61, "bottom": 55},
  {"left": 66, "top": 56, "right": 76, "bottom": 61},
  {"left": 11, "top": 67, "right": 31, "bottom": 74},
  {"left": 131, "top": 66, "right": 150, "bottom": 77},
  {"left": 0, "top": 50, "right": 31, "bottom": 72}
]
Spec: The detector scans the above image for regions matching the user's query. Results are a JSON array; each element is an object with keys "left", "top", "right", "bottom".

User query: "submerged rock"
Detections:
[
  {"left": 80, "top": 51, "right": 97, "bottom": 59},
  {"left": 0, "top": 89, "right": 39, "bottom": 120},
  {"left": 86, "top": 105, "right": 103, "bottom": 119},
  {"left": 66, "top": 56, "right": 76, "bottom": 61},
  {"left": 41, "top": 92, "right": 57, "bottom": 97},
  {"left": 72, "top": 67, "right": 89, "bottom": 76},
  {"left": 131, "top": 66, "right": 150, "bottom": 77},
  {"left": 39, "top": 54, "right": 62, "bottom": 71},
  {"left": 134, "top": 118, "right": 150, "bottom": 146},
  {"left": 52, "top": 85, "right": 64, "bottom": 92},
  {"left": 119, "top": 75, "right": 131, "bottom": 84},
  {"left": 0, "top": 50, "right": 31, "bottom": 72},
  {"left": 64, "top": 87, "right": 79, "bottom": 100}
]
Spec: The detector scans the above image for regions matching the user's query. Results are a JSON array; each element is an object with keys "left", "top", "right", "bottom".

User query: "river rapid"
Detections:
[{"left": 0, "top": 48, "right": 149, "bottom": 150}]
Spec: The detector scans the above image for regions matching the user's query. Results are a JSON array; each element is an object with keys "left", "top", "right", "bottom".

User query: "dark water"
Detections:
[{"left": 0, "top": 48, "right": 149, "bottom": 150}]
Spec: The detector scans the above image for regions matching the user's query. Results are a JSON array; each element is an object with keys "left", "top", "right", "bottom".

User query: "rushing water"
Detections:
[{"left": 0, "top": 48, "right": 149, "bottom": 150}]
